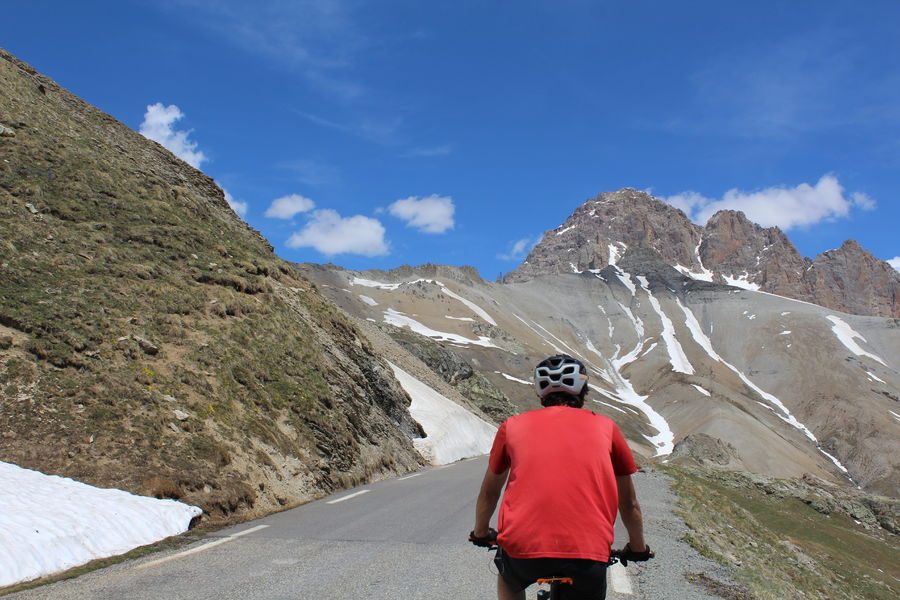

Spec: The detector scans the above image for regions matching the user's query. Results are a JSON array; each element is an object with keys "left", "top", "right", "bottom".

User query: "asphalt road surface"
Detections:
[{"left": 9, "top": 457, "right": 733, "bottom": 599}]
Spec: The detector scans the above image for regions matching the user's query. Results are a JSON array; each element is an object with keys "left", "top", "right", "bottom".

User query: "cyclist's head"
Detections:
[{"left": 534, "top": 354, "right": 588, "bottom": 408}]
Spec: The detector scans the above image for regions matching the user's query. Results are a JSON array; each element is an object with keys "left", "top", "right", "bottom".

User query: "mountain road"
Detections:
[{"left": 7, "top": 457, "right": 734, "bottom": 599}]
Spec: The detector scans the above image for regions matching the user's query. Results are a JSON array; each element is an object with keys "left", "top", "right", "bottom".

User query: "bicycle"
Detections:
[{"left": 470, "top": 529, "right": 653, "bottom": 600}]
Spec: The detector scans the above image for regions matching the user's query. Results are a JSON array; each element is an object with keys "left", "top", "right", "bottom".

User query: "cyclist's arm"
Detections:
[
  {"left": 473, "top": 466, "right": 508, "bottom": 537},
  {"left": 617, "top": 474, "right": 647, "bottom": 551}
]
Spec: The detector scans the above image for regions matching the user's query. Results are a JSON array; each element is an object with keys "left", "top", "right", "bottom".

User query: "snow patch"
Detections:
[
  {"left": 867, "top": 371, "right": 885, "bottom": 384},
  {"left": 438, "top": 286, "right": 497, "bottom": 326},
  {"left": 593, "top": 400, "right": 628, "bottom": 415},
  {"left": 384, "top": 309, "right": 497, "bottom": 347},
  {"left": 500, "top": 373, "right": 532, "bottom": 386},
  {"left": 779, "top": 330, "right": 791, "bottom": 335},
  {"left": 639, "top": 342, "right": 658, "bottom": 358},
  {"left": 556, "top": 224, "right": 576, "bottom": 236},
  {"left": 445, "top": 315, "right": 475, "bottom": 322},
  {"left": 691, "top": 384, "right": 711, "bottom": 397},
  {"left": 388, "top": 363, "right": 496, "bottom": 465},
  {"left": 723, "top": 272, "right": 761, "bottom": 291},
  {"left": 0, "top": 462, "right": 201, "bottom": 587},
  {"left": 351, "top": 277, "right": 404, "bottom": 290},
  {"left": 612, "top": 266, "right": 637, "bottom": 296},
  {"left": 826, "top": 316, "right": 887, "bottom": 367},
  {"left": 607, "top": 243, "right": 626, "bottom": 266},
  {"left": 358, "top": 295, "right": 378, "bottom": 306}
]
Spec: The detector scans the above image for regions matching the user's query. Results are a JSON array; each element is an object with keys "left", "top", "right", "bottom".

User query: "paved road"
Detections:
[{"left": 9, "top": 457, "right": 731, "bottom": 599}]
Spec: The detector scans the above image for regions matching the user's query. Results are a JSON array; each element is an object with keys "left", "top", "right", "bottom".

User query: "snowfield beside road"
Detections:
[
  {"left": 0, "top": 461, "right": 201, "bottom": 587},
  {"left": 388, "top": 362, "right": 496, "bottom": 465}
]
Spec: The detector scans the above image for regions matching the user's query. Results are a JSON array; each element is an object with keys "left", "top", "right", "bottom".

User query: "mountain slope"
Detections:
[
  {"left": 0, "top": 49, "right": 426, "bottom": 520},
  {"left": 303, "top": 256, "right": 900, "bottom": 496},
  {"left": 506, "top": 189, "right": 900, "bottom": 318}
]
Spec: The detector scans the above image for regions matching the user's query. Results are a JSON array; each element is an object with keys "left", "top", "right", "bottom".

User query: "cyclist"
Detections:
[{"left": 470, "top": 354, "right": 652, "bottom": 600}]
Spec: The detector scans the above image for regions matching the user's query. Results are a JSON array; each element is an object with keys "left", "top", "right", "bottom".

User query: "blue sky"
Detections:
[{"left": 4, "top": 1, "right": 899, "bottom": 277}]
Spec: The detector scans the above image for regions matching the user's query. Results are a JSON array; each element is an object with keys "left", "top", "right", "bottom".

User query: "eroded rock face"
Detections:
[
  {"left": 507, "top": 189, "right": 899, "bottom": 317},
  {"left": 700, "top": 210, "right": 810, "bottom": 295},
  {"left": 505, "top": 189, "right": 702, "bottom": 281},
  {"left": 804, "top": 241, "right": 900, "bottom": 318}
]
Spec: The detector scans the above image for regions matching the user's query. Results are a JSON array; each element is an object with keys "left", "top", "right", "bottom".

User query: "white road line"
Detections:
[
  {"left": 136, "top": 525, "right": 269, "bottom": 570},
  {"left": 326, "top": 489, "right": 370, "bottom": 504},
  {"left": 398, "top": 473, "right": 422, "bottom": 481},
  {"left": 609, "top": 563, "right": 633, "bottom": 594}
]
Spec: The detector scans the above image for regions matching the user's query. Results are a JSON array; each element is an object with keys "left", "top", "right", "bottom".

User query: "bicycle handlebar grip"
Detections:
[
  {"left": 468, "top": 528, "right": 498, "bottom": 548},
  {"left": 619, "top": 543, "right": 654, "bottom": 566}
]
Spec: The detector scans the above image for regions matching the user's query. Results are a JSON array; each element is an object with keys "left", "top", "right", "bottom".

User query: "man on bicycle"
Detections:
[{"left": 470, "top": 354, "right": 652, "bottom": 600}]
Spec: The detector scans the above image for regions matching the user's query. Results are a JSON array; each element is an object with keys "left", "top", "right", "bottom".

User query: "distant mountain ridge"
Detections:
[{"left": 506, "top": 188, "right": 900, "bottom": 318}]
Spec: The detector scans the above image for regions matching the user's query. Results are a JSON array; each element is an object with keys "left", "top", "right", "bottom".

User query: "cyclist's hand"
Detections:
[
  {"left": 468, "top": 528, "right": 498, "bottom": 548},
  {"left": 620, "top": 543, "right": 654, "bottom": 566}
]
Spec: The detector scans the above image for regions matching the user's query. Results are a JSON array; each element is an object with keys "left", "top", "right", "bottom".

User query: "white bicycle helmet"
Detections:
[{"left": 533, "top": 354, "right": 588, "bottom": 400}]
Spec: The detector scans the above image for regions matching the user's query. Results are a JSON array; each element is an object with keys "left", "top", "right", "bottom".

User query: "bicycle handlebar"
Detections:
[{"left": 470, "top": 536, "right": 654, "bottom": 566}]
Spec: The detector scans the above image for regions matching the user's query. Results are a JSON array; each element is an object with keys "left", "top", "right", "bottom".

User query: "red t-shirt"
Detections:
[{"left": 488, "top": 406, "right": 637, "bottom": 562}]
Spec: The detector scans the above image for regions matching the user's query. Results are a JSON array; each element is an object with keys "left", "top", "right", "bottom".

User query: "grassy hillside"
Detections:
[
  {"left": 667, "top": 466, "right": 898, "bottom": 599},
  {"left": 0, "top": 49, "right": 423, "bottom": 521}
]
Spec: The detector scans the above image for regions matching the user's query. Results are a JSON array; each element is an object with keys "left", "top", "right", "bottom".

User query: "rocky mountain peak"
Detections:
[
  {"left": 505, "top": 189, "right": 898, "bottom": 317},
  {"left": 505, "top": 188, "right": 702, "bottom": 282},
  {"left": 804, "top": 240, "right": 900, "bottom": 318}
]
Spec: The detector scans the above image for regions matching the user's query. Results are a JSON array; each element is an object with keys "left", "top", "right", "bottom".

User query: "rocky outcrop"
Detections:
[
  {"left": 671, "top": 434, "right": 742, "bottom": 468},
  {"left": 804, "top": 240, "right": 900, "bottom": 318},
  {"left": 507, "top": 189, "right": 900, "bottom": 317},
  {"left": 700, "top": 210, "right": 810, "bottom": 296}
]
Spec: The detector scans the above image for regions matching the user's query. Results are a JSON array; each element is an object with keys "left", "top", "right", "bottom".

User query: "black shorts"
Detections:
[{"left": 494, "top": 549, "right": 608, "bottom": 600}]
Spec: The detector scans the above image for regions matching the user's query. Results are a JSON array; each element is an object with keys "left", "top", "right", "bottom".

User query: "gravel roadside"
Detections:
[{"left": 621, "top": 469, "right": 742, "bottom": 600}]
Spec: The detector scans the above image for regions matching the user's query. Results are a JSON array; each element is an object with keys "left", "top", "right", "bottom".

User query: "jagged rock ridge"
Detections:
[{"left": 507, "top": 189, "right": 900, "bottom": 318}]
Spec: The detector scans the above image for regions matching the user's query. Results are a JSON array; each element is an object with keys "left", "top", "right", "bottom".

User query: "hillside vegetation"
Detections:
[
  {"left": 0, "top": 49, "right": 423, "bottom": 521},
  {"left": 667, "top": 465, "right": 898, "bottom": 599}
]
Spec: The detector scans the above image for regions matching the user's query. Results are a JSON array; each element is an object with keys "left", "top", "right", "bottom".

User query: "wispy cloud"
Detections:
[
  {"left": 298, "top": 111, "right": 403, "bottom": 145},
  {"left": 388, "top": 195, "right": 455, "bottom": 234},
  {"left": 664, "top": 29, "right": 898, "bottom": 139},
  {"left": 663, "top": 175, "right": 875, "bottom": 230},
  {"left": 403, "top": 144, "right": 454, "bottom": 157},
  {"left": 498, "top": 236, "right": 541, "bottom": 261},
  {"left": 165, "top": 0, "right": 366, "bottom": 101},
  {"left": 139, "top": 103, "right": 206, "bottom": 168},
  {"left": 277, "top": 158, "right": 339, "bottom": 187},
  {"left": 286, "top": 209, "right": 389, "bottom": 256}
]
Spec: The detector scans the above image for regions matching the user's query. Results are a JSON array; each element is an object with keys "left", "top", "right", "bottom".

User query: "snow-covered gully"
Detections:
[
  {"left": 583, "top": 281, "right": 676, "bottom": 456},
  {"left": 635, "top": 276, "right": 694, "bottom": 375},
  {"left": 676, "top": 299, "right": 852, "bottom": 477}
]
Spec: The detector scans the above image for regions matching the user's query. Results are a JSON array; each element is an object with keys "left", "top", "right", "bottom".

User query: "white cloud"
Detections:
[
  {"left": 888, "top": 257, "right": 900, "bottom": 272},
  {"left": 139, "top": 103, "right": 206, "bottom": 168},
  {"left": 388, "top": 195, "right": 455, "bottom": 234},
  {"left": 264, "top": 194, "right": 316, "bottom": 219},
  {"left": 222, "top": 187, "right": 248, "bottom": 217},
  {"left": 498, "top": 236, "right": 541, "bottom": 261},
  {"left": 404, "top": 144, "right": 454, "bottom": 157},
  {"left": 286, "top": 209, "right": 388, "bottom": 256},
  {"left": 663, "top": 175, "right": 876, "bottom": 230}
]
